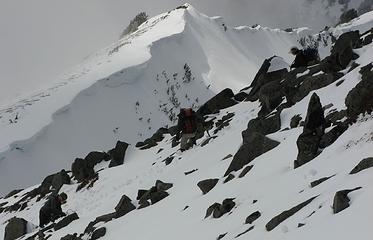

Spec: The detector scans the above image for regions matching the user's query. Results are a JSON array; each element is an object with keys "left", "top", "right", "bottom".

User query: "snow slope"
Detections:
[
  {"left": 0, "top": 4, "right": 307, "bottom": 195},
  {"left": 0, "top": 4, "right": 373, "bottom": 240}
]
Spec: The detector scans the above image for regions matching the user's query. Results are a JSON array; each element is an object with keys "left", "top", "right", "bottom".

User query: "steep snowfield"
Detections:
[
  {"left": 0, "top": 5, "right": 306, "bottom": 195},
  {"left": 1, "top": 4, "right": 373, "bottom": 240}
]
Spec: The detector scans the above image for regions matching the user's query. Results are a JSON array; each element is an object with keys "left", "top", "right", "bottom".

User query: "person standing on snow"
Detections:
[{"left": 176, "top": 108, "right": 200, "bottom": 152}]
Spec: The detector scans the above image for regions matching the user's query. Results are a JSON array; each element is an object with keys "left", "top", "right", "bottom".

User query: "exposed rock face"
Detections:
[
  {"left": 36, "top": 169, "right": 71, "bottom": 198},
  {"left": 238, "top": 165, "right": 253, "bottom": 178},
  {"left": 72, "top": 158, "right": 96, "bottom": 183},
  {"left": 54, "top": 213, "right": 79, "bottom": 231},
  {"left": 4, "top": 217, "right": 28, "bottom": 240},
  {"left": 244, "top": 111, "right": 282, "bottom": 136},
  {"left": 330, "top": 31, "right": 361, "bottom": 70},
  {"left": 4, "top": 189, "right": 23, "bottom": 199},
  {"left": 225, "top": 132, "right": 280, "bottom": 176},
  {"left": 350, "top": 158, "right": 373, "bottom": 174},
  {"left": 85, "top": 152, "right": 110, "bottom": 167},
  {"left": 295, "top": 93, "right": 326, "bottom": 168},
  {"left": 91, "top": 227, "right": 106, "bottom": 240},
  {"left": 109, "top": 141, "right": 129, "bottom": 168},
  {"left": 290, "top": 115, "right": 302, "bottom": 128},
  {"left": 197, "top": 88, "right": 237, "bottom": 116},
  {"left": 115, "top": 195, "right": 136, "bottom": 217},
  {"left": 339, "top": 8, "right": 358, "bottom": 24},
  {"left": 205, "top": 198, "right": 236, "bottom": 219},
  {"left": 60, "top": 234, "right": 82, "bottom": 240},
  {"left": 266, "top": 197, "right": 316, "bottom": 231},
  {"left": 136, "top": 128, "right": 168, "bottom": 150},
  {"left": 333, "top": 187, "right": 362, "bottom": 214},
  {"left": 137, "top": 180, "right": 173, "bottom": 207},
  {"left": 245, "top": 211, "right": 261, "bottom": 224},
  {"left": 310, "top": 175, "right": 335, "bottom": 188},
  {"left": 319, "top": 123, "right": 348, "bottom": 148},
  {"left": 197, "top": 179, "right": 219, "bottom": 194},
  {"left": 346, "top": 63, "right": 373, "bottom": 120}
]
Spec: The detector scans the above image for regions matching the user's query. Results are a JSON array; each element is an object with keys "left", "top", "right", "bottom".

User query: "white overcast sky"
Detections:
[{"left": 0, "top": 0, "right": 331, "bottom": 105}]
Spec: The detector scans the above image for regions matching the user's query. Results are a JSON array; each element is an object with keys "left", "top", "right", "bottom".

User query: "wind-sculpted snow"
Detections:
[
  {"left": 1, "top": 5, "right": 373, "bottom": 240},
  {"left": 0, "top": 5, "right": 306, "bottom": 195}
]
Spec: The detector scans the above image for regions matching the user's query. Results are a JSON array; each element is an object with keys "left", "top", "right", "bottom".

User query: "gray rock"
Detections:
[
  {"left": 85, "top": 152, "right": 110, "bottom": 167},
  {"left": 223, "top": 174, "right": 235, "bottom": 183},
  {"left": 266, "top": 196, "right": 316, "bottom": 231},
  {"left": 155, "top": 180, "right": 173, "bottom": 191},
  {"left": 331, "top": 31, "right": 361, "bottom": 70},
  {"left": 90, "top": 227, "right": 106, "bottom": 240},
  {"left": 60, "top": 234, "right": 82, "bottom": 240},
  {"left": 54, "top": 213, "right": 79, "bottom": 231},
  {"left": 205, "top": 199, "right": 236, "bottom": 219},
  {"left": 225, "top": 132, "right": 280, "bottom": 176},
  {"left": 235, "top": 226, "right": 254, "bottom": 238},
  {"left": 197, "top": 179, "right": 219, "bottom": 194},
  {"left": 72, "top": 158, "right": 95, "bottom": 183},
  {"left": 4, "top": 189, "right": 23, "bottom": 199},
  {"left": 290, "top": 115, "right": 302, "bottom": 128},
  {"left": 345, "top": 63, "right": 373, "bottom": 120},
  {"left": 245, "top": 211, "right": 261, "bottom": 224},
  {"left": 258, "top": 80, "right": 284, "bottom": 115},
  {"left": 350, "top": 158, "right": 373, "bottom": 174},
  {"left": 319, "top": 123, "right": 348, "bottom": 148},
  {"left": 4, "top": 217, "right": 28, "bottom": 240},
  {"left": 150, "top": 190, "right": 169, "bottom": 204},
  {"left": 114, "top": 195, "right": 136, "bottom": 217},
  {"left": 244, "top": 111, "right": 281, "bottom": 136},
  {"left": 109, "top": 141, "right": 129, "bottom": 168},
  {"left": 238, "top": 165, "right": 253, "bottom": 178},
  {"left": 333, "top": 187, "right": 362, "bottom": 214},
  {"left": 197, "top": 88, "right": 237, "bottom": 116},
  {"left": 310, "top": 175, "right": 335, "bottom": 188}
]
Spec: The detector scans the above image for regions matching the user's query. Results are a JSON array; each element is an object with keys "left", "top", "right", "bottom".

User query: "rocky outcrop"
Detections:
[
  {"left": 4, "top": 217, "right": 28, "bottom": 240},
  {"left": 266, "top": 196, "right": 316, "bottom": 231},
  {"left": 310, "top": 175, "right": 335, "bottom": 188},
  {"left": 225, "top": 132, "right": 279, "bottom": 176},
  {"left": 54, "top": 213, "right": 79, "bottom": 231},
  {"left": 290, "top": 115, "right": 302, "bottom": 128},
  {"left": 245, "top": 211, "right": 261, "bottom": 224},
  {"left": 115, "top": 195, "right": 136, "bottom": 217},
  {"left": 60, "top": 234, "right": 82, "bottom": 240},
  {"left": 295, "top": 93, "right": 326, "bottom": 168},
  {"left": 91, "top": 227, "right": 106, "bottom": 240},
  {"left": 137, "top": 180, "right": 173, "bottom": 207},
  {"left": 197, "top": 88, "right": 237, "bottom": 116},
  {"left": 136, "top": 128, "right": 168, "bottom": 150},
  {"left": 4, "top": 189, "right": 23, "bottom": 199},
  {"left": 333, "top": 187, "right": 362, "bottom": 214},
  {"left": 330, "top": 31, "right": 361, "bottom": 70},
  {"left": 72, "top": 158, "right": 96, "bottom": 183},
  {"left": 197, "top": 179, "right": 219, "bottom": 194},
  {"left": 350, "top": 158, "right": 373, "bottom": 174},
  {"left": 205, "top": 198, "right": 235, "bottom": 219},
  {"left": 319, "top": 123, "right": 348, "bottom": 148},
  {"left": 345, "top": 63, "right": 373, "bottom": 120},
  {"left": 109, "top": 141, "right": 129, "bottom": 168}
]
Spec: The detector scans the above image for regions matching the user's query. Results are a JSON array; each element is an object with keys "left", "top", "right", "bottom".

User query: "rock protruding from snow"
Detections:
[
  {"left": 345, "top": 63, "right": 373, "bottom": 120},
  {"left": 197, "top": 179, "right": 219, "bottom": 194},
  {"left": 115, "top": 195, "right": 136, "bottom": 218},
  {"left": 91, "top": 227, "right": 106, "bottom": 240},
  {"left": 72, "top": 158, "right": 96, "bottom": 183},
  {"left": 350, "top": 158, "right": 373, "bottom": 174},
  {"left": 197, "top": 88, "right": 237, "bottom": 116},
  {"left": 295, "top": 93, "right": 325, "bottom": 168},
  {"left": 265, "top": 196, "right": 317, "bottom": 231},
  {"left": 333, "top": 187, "right": 362, "bottom": 214},
  {"left": 137, "top": 180, "right": 173, "bottom": 207},
  {"left": 60, "top": 234, "right": 82, "bottom": 240},
  {"left": 205, "top": 198, "right": 235, "bottom": 219},
  {"left": 4, "top": 217, "right": 28, "bottom": 240},
  {"left": 310, "top": 175, "right": 335, "bottom": 188},
  {"left": 330, "top": 31, "right": 361, "bottom": 70},
  {"left": 109, "top": 141, "right": 129, "bottom": 168},
  {"left": 54, "top": 213, "right": 79, "bottom": 231},
  {"left": 225, "top": 132, "right": 280, "bottom": 176},
  {"left": 245, "top": 211, "right": 261, "bottom": 224}
]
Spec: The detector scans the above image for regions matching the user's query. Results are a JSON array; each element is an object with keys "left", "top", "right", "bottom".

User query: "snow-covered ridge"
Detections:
[{"left": 0, "top": 4, "right": 306, "bottom": 195}]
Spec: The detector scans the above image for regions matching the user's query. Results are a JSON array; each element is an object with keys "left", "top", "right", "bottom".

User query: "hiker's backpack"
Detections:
[
  {"left": 182, "top": 108, "right": 197, "bottom": 134},
  {"left": 303, "top": 48, "right": 320, "bottom": 62}
]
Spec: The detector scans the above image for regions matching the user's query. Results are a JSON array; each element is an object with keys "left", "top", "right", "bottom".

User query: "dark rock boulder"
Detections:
[
  {"left": 109, "top": 141, "right": 129, "bottom": 168},
  {"left": 91, "top": 227, "right": 106, "bottom": 240},
  {"left": 266, "top": 196, "right": 316, "bottom": 231},
  {"left": 54, "top": 213, "right": 79, "bottom": 231},
  {"left": 225, "top": 132, "right": 280, "bottom": 176},
  {"left": 149, "top": 190, "right": 169, "bottom": 204},
  {"left": 38, "top": 170, "right": 71, "bottom": 197},
  {"left": 223, "top": 174, "right": 235, "bottom": 183},
  {"left": 245, "top": 211, "right": 261, "bottom": 224},
  {"left": 85, "top": 152, "right": 110, "bottom": 166},
  {"left": 197, "top": 179, "right": 219, "bottom": 194},
  {"left": 244, "top": 111, "right": 281, "bottom": 136},
  {"left": 4, "top": 217, "right": 28, "bottom": 240},
  {"left": 238, "top": 165, "right": 253, "bottom": 178},
  {"left": 350, "top": 158, "right": 373, "bottom": 174},
  {"left": 330, "top": 30, "right": 361, "bottom": 70},
  {"left": 61, "top": 234, "right": 82, "bottom": 240},
  {"left": 258, "top": 80, "right": 284, "bottom": 114},
  {"left": 205, "top": 198, "right": 236, "bottom": 219},
  {"left": 114, "top": 195, "right": 136, "bottom": 217},
  {"left": 290, "top": 115, "right": 302, "bottom": 128},
  {"left": 72, "top": 158, "right": 96, "bottom": 183},
  {"left": 345, "top": 63, "right": 373, "bottom": 120},
  {"left": 155, "top": 180, "right": 173, "bottom": 191},
  {"left": 333, "top": 187, "right": 362, "bottom": 214},
  {"left": 235, "top": 227, "right": 254, "bottom": 238},
  {"left": 295, "top": 93, "right": 326, "bottom": 168},
  {"left": 197, "top": 88, "right": 237, "bottom": 116},
  {"left": 234, "top": 92, "right": 249, "bottom": 102},
  {"left": 310, "top": 175, "right": 335, "bottom": 188},
  {"left": 319, "top": 123, "right": 348, "bottom": 148}
]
